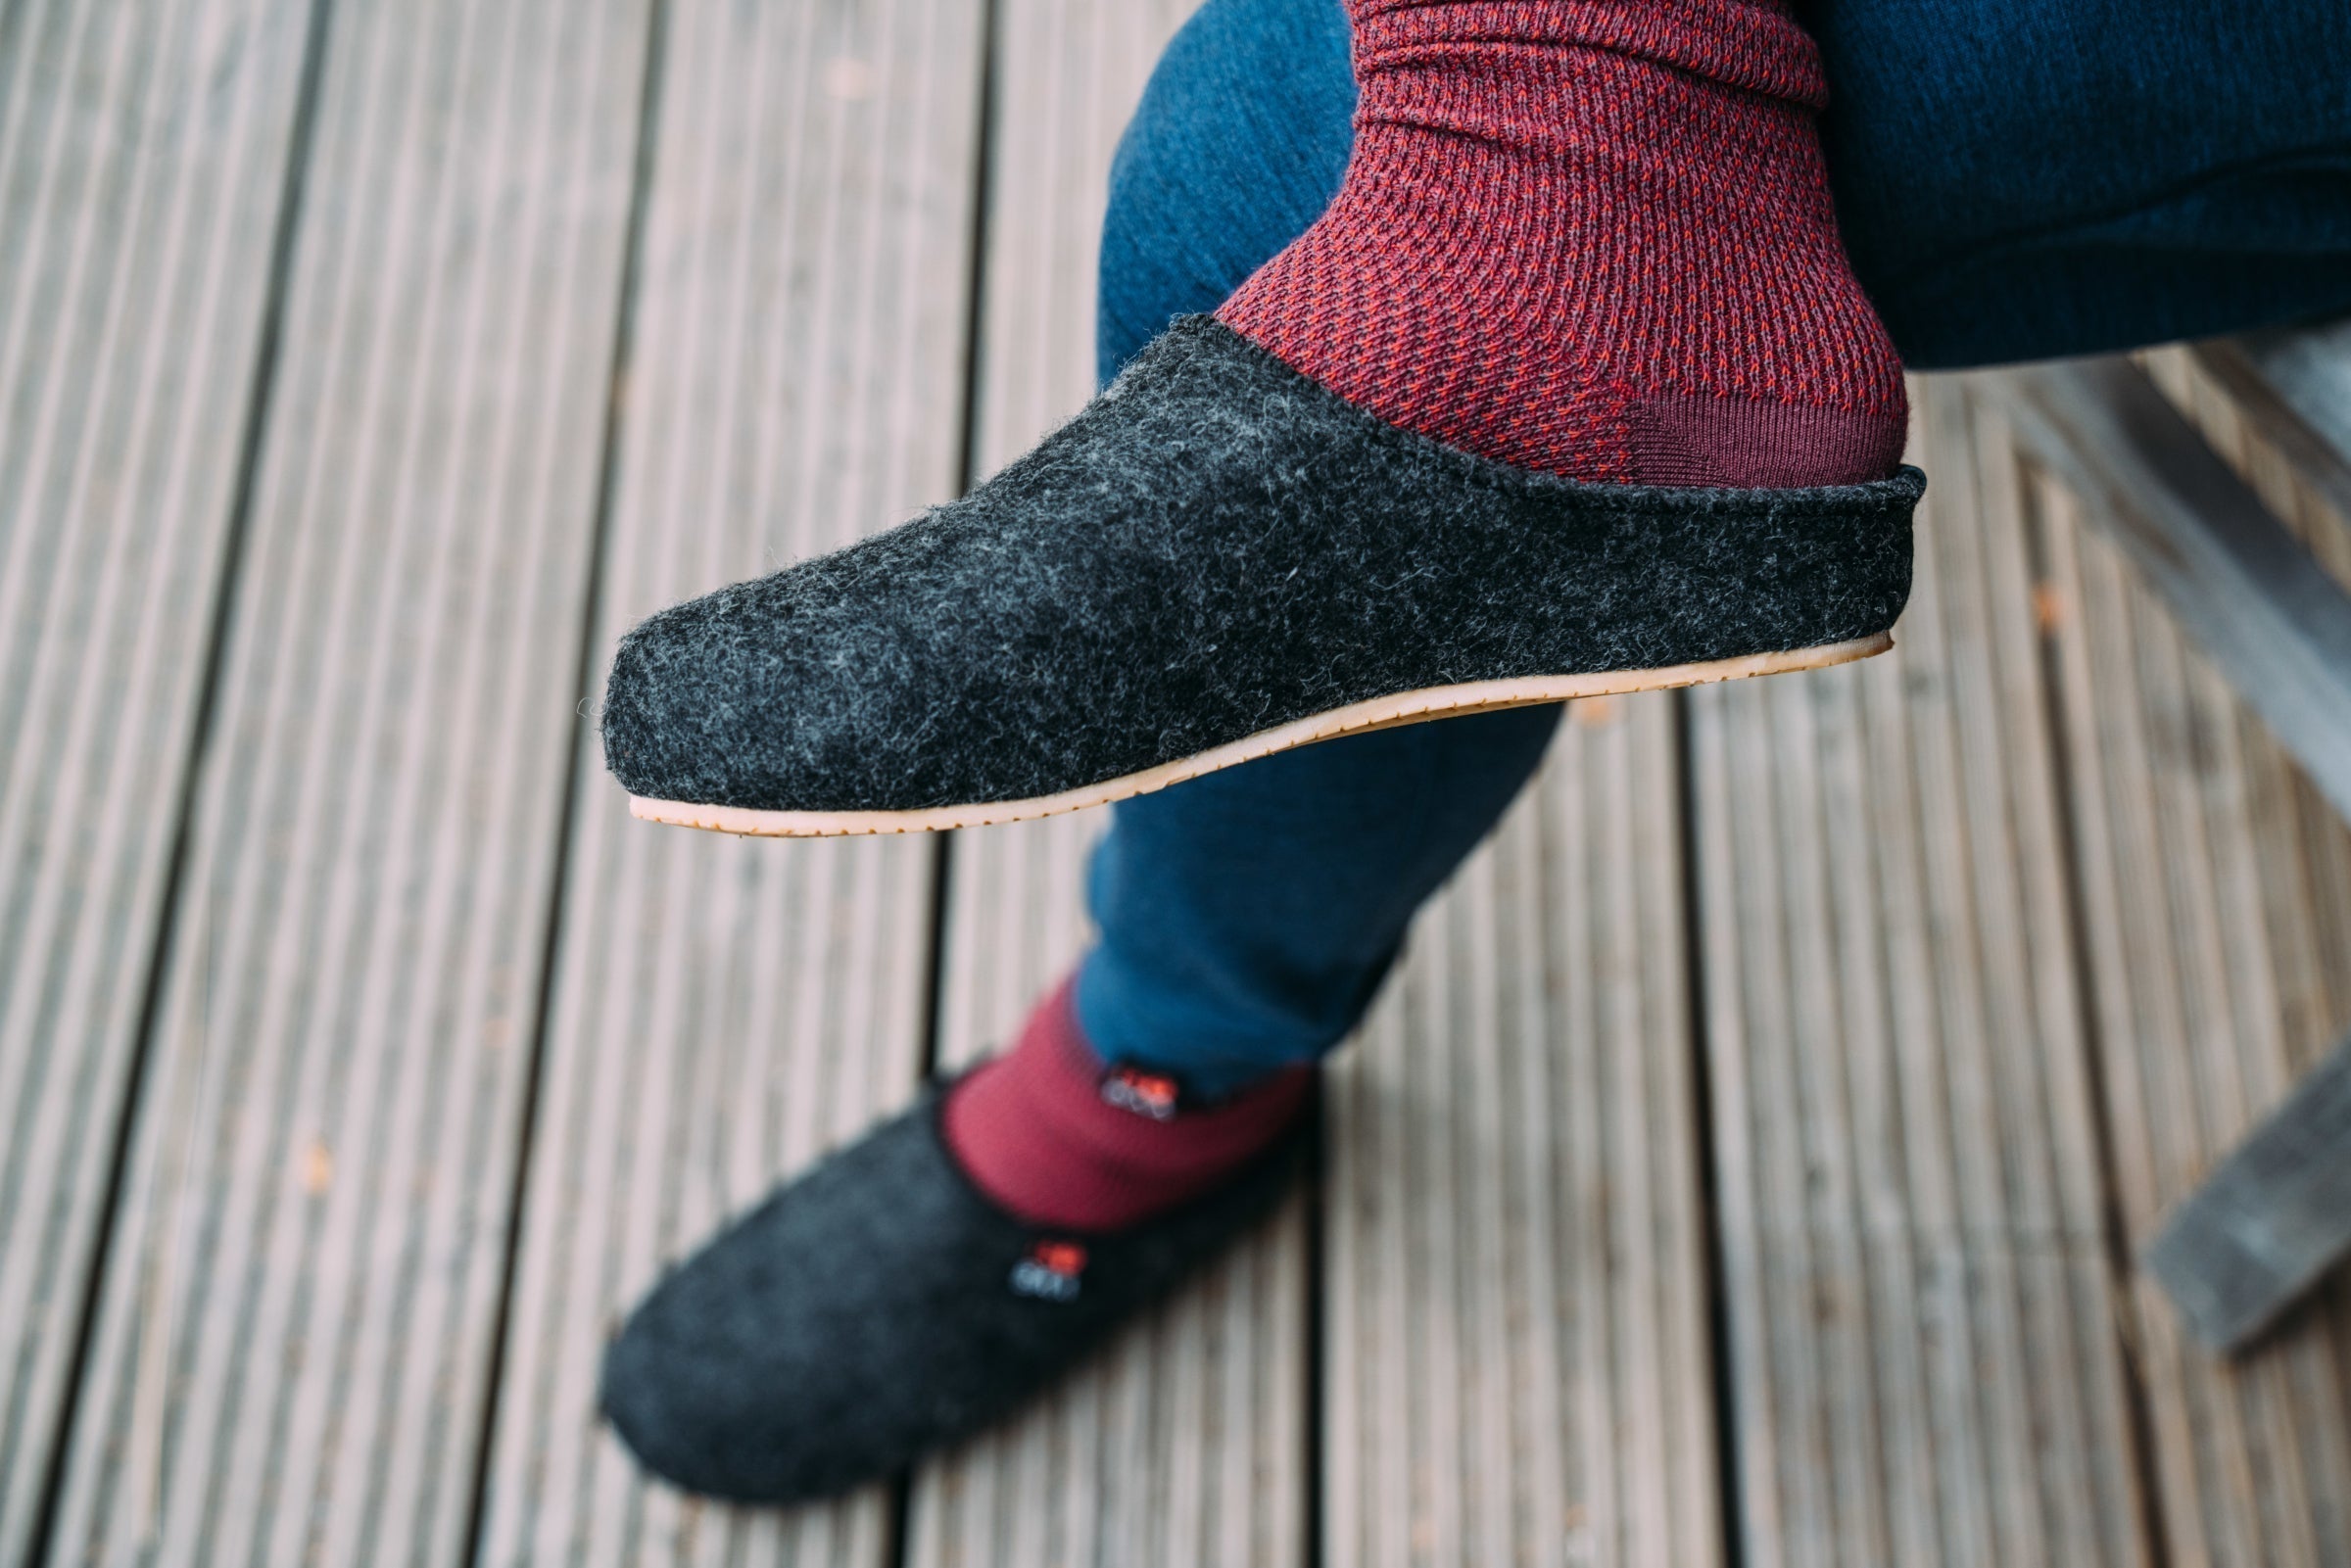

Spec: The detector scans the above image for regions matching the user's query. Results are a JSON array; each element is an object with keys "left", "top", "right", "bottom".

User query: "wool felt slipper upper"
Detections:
[
  {"left": 600, "top": 315, "right": 1922, "bottom": 822},
  {"left": 599, "top": 1085, "right": 1307, "bottom": 1505}
]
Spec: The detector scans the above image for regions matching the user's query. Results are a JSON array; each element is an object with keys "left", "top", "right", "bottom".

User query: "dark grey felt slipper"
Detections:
[
  {"left": 599, "top": 1087, "right": 1307, "bottom": 1505},
  {"left": 602, "top": 315, "right": 1923, "bottom": 835}
]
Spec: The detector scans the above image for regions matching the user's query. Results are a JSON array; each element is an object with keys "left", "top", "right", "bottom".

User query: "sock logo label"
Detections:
[
  {"left": 1100, "top": 1067, "right": 1180, "bottom": 1121},
  {"left": 1009, "top": 1240, "right": 1087, "bottom": 1302}
]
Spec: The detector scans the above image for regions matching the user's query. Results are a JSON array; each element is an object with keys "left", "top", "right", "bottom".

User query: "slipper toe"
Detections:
[{"left": 599, "top": 1091, "right": 1304, "bottom": 1504}]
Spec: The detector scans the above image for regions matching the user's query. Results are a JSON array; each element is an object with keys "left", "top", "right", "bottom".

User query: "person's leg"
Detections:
[
  {"left": 1018, "top": 0, "right": 2351, "bottom": 1127},
  {"left": 949, "top": 0, "right": 1917, "bottom": 1224},
  {"left": 1076, "top": 709, "right": 1562, "bottom": 1098},
  {"left": 1091, "top": 0, "right": 1355, "bottom": 390},
  {"left": 986, "top": 0, "right": 1914, "bottom": 1115}
]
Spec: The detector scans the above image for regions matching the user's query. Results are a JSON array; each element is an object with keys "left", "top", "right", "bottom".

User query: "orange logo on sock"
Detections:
[{"left": 1033, "top": 1241, "right": 1086, "bottom": 1274}]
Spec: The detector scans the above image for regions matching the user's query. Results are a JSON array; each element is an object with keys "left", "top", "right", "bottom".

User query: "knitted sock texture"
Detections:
[
  {"left": 942, "top": 978, "right": 1314, "bottom": 1231},
  {"left": 1216, "top": 0, "right": 1908, "bottom": 488}
]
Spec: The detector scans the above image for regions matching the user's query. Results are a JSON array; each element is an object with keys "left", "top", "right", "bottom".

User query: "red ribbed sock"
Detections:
[
  {"left": 1217, "top": 0, "right": 1907, "bottom": 488},
  {"left": 941, "top": 978, "right": 1313, "bottom": 1231}
]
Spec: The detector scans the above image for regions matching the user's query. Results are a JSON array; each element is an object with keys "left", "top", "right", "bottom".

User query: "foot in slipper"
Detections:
[
  {"left": 600, "top": 981, "right": 1312, "bottom": 1503},
  {"left": 600, "top": 0, "right": 1920, "bottom": 837}
]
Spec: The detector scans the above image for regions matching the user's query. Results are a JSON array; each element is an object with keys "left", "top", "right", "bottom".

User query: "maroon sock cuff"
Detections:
[
  {"left": 1349, "top": 0, "right": 1828, "bottom": 109},
  {"left": 941, "top": 977, "right": 1313, "bottom": 1231},
  {"left": 1219, "top": 0, "right": 1902, "bottom": 486}
]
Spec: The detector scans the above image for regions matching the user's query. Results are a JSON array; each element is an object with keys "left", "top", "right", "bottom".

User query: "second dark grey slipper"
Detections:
[
  {"left": 601, "top": 315, "right": 1922, "bottom": 836},
  {"left": 599, "top": 1088, "right": 1306, "bottom": 1504}
]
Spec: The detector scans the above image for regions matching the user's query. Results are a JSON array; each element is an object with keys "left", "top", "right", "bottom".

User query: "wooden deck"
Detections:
[{"left": 3, "top": 2, "right": 2348, "bottom": 1564}]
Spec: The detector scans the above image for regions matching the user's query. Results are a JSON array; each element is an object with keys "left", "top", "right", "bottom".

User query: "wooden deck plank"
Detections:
[
  {"left": 2037, "top": 378, "right": 2351, "bottom": 1565},
  {"left": 2189, "top": 326, "right": 2351, "bottom": 528},
  {"left": 0, "top": 1, "right": 315, "bottom": 1556},
  {"left": 900, "top": 5, "right": 1313, "bottom": 1564},
  {"left": 1320, "top": 693, "right": 1722, "bottom": 1568},
  {"left": 470, "top": 2, "right": 985, "bottom": 1564},
  {"left": 1986, "top": 357, "right": 2351, "bottom": 832},
  {"left": 2146, "top": 343, "right": 2351, "bottom": 606},
  {"left": 35, "top": 4, "right": 652, "bottom": 1562},
  {"left": 1691, "top": 378, "right": 2150, "bottom": 1568},
  {"left": 2143, "top": 1039, "right": 2351, "bottom": 1351}
]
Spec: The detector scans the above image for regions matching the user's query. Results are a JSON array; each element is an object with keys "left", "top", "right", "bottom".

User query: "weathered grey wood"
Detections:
[
  {"left": 1987, "top": 356, "right": 2351, "bottom": 828},
  {"left": 1692, "top": 378, "right": 2149, "bottom": 1567},
  {"left": 2015, "top": 344, "right": 2351, "bottom": 1350},
  {"left": 1323, "top": 694, "right": 1723, "bottom": 1568},
  {"left": 2037, "top": 424, "right": 2351, "bottom": 1566},
  {"left": 901, "top": 6, "right": 1313, "bottom": 1563},
  {"left": 2142, "top": 344, "right": 2351, "bottom": 599},
  {"left": 2132, "top": 342, "right": 2351, "bottom": 1351},
  {"left": 36, "top": 3, "right": 652, "bottom": 1562},
  {"left": 2145, "top": 1036, "right": 2351, "bottom": 1350},
  {"left": 2194, "top": 322, "right": 2351, "bottom": 525},
  {"left": 469, "top": 4, "right": 985, "bottom": 1565},
  {"left": 0, "top": 1, "right": 314, "bottom": 1557}
]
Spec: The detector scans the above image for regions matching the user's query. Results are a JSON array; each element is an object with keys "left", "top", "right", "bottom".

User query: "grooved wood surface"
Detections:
[
  {"left": 2038, "top": 400, "right": 2351, "bottom": 1567},
  {"left": 470, "top": 3, "right": 986, "bottom": 1565},
  {"left": 1322, "top": 693, "right": 1723, "bottom": 1568},
  {"left": 1691, "top": 379, "right": 2150, "bottom": 1568},
  {"left": 41, "top": 2, "right": 651, "bottom": 1562},
  {"left": 0, "top": 1, "right": 314, "bottom": 1556},
  {"left": 901, "top": 5, "right": 1314, "bottom": 1564}
]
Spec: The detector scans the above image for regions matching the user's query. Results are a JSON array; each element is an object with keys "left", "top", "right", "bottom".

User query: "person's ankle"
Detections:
[{"left": 941, "top": 976, "right": 1313, "bottom": 1231}]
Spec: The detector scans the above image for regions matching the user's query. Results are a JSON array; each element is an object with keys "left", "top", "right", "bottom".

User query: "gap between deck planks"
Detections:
[
  {"left": 472, "top": 4, "right": 984, "bottom": 1567},
  {"left": 0, "top": 2, "right": 316, "bottom": 1559}
]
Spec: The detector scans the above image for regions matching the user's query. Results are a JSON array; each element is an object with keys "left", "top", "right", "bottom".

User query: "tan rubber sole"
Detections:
[{"left": 630, "top": 631, "right": 1893, "bottom": 838}]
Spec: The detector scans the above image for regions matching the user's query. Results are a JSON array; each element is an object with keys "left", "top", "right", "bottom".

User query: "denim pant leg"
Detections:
[
  {"left": 1805, "top": 0, "right": 2351, "bottom": 366},
  {"left": 1075, "top": 709, "right": 1563, "bottom": 1098},
  {"left": 1073, "top": 0, "right": 2351, "bottom": 1095}
]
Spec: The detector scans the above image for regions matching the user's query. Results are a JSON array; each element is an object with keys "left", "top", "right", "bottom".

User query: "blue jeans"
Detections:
[{"left": 1073, "top": 0, "right": 2351, "bottom": 1096}]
